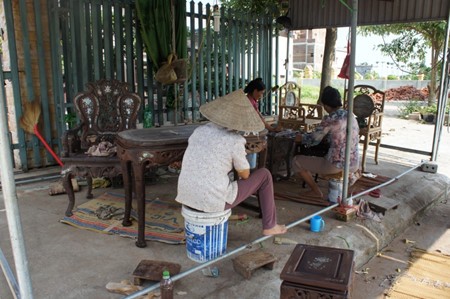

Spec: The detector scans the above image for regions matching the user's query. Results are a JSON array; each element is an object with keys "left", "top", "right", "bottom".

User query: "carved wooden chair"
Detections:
[
  {"left": 270, "top": 82, "right": 324, "bottom": 178},
  {"left": 344, "top": 84, "right": 385, "bottom": 172},
  {"left": 61, "top": 79, "right": 142, "bottom": 216},
  {"left": 277, "top": 81, "right": 323, "bottom": 132},
  {"left": 278, "top": 82, "right": 305, "bottom": 130}
]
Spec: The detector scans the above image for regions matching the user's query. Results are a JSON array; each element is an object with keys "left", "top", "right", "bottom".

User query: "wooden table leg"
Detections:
[
  {"left": 134, "top": 162, "right": 147, "bottom": 248},
  {"left": 122, "top": 160, "right": 133, "bottom": 227}
]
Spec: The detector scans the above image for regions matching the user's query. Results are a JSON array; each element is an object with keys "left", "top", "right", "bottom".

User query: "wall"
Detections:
[{"left": 299, "top": 78, "right": 430, "bottom": 91}]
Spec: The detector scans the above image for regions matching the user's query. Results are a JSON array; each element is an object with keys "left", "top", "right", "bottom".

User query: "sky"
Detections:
[
  {"left": 336, "top": 27, "right": 403, "bottom": 76},
  {"left": 336, "top": 27, "right": 432, "bottom": 77}
]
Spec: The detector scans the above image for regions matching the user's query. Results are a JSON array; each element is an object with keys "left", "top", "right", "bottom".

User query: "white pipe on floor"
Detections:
[
  {"left": 0, "top": 247, "right": 20, "bottom": 299},
  {"left": 124, "top": 160, "right": 424, "bottom": 299},
  {"left": 346, "top": 161, "right": 426, "bottom": 203}
]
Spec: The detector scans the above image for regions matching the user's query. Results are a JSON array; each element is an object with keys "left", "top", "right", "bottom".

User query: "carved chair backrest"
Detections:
[
  {"left": 343, "top": 84, "right": 385, "bottom": 131},
  {"left": 279, "top": 81, "right": 301, "bottom": 106},
  {"left": 73, "top": 79, "right": 142, "bottom": 149},
  {"left": 278, "top": 82, "right": 324, "bottom": 131}
]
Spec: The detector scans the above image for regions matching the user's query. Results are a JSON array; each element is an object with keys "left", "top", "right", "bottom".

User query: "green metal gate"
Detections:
[{"left": 1, "top": 0, "right": 279, "bottom": 171}]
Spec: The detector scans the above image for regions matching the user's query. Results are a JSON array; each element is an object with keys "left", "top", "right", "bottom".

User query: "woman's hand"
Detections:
[{"left": 236, "top": 169, "right": 250, "bottom": 180}]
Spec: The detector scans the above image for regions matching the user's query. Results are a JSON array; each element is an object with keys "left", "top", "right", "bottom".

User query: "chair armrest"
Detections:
[{"left": 367, "top": 111, "right": 384, "bottom": 128}]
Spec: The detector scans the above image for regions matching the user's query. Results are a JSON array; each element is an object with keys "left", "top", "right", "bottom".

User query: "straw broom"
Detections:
[{"left": 19, "top": 100, "right": 64, "bottom": 167}]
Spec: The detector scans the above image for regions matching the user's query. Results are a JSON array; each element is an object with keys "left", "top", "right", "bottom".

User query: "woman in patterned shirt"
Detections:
[
  {"left": 292, "top": 86, "right": 360, "bottom": 200},
  {"left": 176, "top": 89, "right": 287, "bottom": 236}
]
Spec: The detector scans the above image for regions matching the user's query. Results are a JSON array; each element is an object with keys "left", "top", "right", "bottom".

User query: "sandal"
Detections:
[{"left": 368, "top": 189, "right": 381, "bottom": 198}]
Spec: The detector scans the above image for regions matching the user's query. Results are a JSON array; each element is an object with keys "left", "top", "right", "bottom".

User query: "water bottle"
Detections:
[
  {"left": 160, "top": 270, "right": 174, "bottom": 299},
  {"left": 143, "top": 106, "right": 153, "bottom": 128}
]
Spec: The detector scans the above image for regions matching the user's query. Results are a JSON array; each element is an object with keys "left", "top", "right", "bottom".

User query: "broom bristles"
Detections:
[{"left": 20, "top": 100, "right": 41, "bottom": 134}]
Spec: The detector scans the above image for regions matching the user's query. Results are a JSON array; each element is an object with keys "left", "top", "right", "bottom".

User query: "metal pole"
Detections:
[
  {"left": 0, "top": 247, "right": 20, "bottom": 299},
  {"left": 431, "top": 7, "right": 450, "bottom": 161},
  {"left": 342, "top": 0, "right": 358, "bottom": 203},
  {"left": 346, "top": 161, "right": 426, "bottom": 203},
  {"left": 285, "top": 30, "right": 290, "bottom": 82},
  {"left": 171, "top": 0, "right": 178, "bottom": 126},
  {"left": 0, "top": 57, "right": 34, "bottom": 297}
]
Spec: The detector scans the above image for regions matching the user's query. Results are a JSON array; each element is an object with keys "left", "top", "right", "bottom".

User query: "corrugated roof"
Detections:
[{"left": 289, "top": 0, "right": 450, "bottom": 30}]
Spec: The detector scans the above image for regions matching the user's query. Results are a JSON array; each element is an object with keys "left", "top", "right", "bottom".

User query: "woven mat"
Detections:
[
  {"left": 349, "top": 174, "right": 393, "bottom": 195},
  {"left": 275, "top": 174, "right": 393, "bottom": 206},
  {"left": 387, "top": 249, "right": 450, "bottom": 298},
  {"left": 60, "top": 192, "right": 185, "bottom": 244}
]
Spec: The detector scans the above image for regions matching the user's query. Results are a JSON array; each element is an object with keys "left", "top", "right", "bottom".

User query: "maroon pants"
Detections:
[{"left": 225, "top": 168, "right": 277, "bottom": 230}]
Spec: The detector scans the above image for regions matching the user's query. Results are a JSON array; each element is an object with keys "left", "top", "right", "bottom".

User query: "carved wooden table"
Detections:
[
  {"left": 116, "top": 124, "right": 267, "bottom": 248},
  {"left": 266, "top": 131, "right": 296, "bottom": 180}
]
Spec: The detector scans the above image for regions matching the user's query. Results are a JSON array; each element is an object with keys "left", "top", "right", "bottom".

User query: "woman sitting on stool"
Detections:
[
  {"left": 175, "top": 89, "right": 287, "bottom": 236},
  {"left": 292, "top": 86, "right": 360, "bottom": 200}
]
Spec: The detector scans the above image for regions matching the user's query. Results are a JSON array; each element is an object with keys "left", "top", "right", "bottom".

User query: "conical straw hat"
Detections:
[{"left": 199, "top": 89, "right": 265, "bottom": 133}]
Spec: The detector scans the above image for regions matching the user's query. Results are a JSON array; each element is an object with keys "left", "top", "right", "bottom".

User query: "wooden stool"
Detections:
[
  {"left": 132, "top": 260, "right": 181, "bottom": 286},
  {"left": 232, "top": 249, "right": 276, "bottom": 279},
  {"left": 280, "top": 244, "right": 354, "bottom": 299}
]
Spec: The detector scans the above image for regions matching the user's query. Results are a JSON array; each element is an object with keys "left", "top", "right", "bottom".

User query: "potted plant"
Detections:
[
  {"left": 398, "top": 99, "right": 423, "bottom": 120},
  {"left": 419, "top": 104, "right": 438, "bottom": 123}
]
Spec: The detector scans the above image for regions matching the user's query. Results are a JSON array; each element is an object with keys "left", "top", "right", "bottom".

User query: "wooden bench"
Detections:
[{"left": 60, "top": 79, "right": 142, "bottom": 216}]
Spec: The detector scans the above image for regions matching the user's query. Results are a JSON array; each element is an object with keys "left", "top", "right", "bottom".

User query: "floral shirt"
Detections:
[
  {"left": 301, "top": 109, "right": 359, "bottom": 169},
  {"left": 176, "top": 123, "right": 250, "bottom": 212}
]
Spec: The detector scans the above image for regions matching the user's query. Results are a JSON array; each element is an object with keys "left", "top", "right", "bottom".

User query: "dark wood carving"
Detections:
[{"left": 60, "top": 79, "right": 142, "bottom": 216}]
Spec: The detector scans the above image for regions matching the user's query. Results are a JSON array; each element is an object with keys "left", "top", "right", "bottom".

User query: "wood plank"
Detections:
[{"left": 367, "top": 197, "right": 400, "bottom": 215}]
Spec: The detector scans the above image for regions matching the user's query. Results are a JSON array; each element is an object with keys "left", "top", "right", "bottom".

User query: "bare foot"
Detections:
[{"left": 263, "top": 224, "right": 287, "bottom": 236}]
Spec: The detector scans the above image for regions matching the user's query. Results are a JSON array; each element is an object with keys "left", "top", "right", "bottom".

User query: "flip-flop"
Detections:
[{"left": 369, "top": 189, "right": 381, "bottom": 198}]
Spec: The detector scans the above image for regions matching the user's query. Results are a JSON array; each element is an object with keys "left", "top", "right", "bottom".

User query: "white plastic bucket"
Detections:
[
  {"left": 181, "top": 205, "right": 231, "bottom": 263},
  {"left": 328, "top": 178, "right": 343, "bottom": 203}
]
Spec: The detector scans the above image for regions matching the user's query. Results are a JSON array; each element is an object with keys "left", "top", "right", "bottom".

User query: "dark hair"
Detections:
[
  {"left": 320, "top": 86, "right": 342, "bottom": 108},
  {"left": 244, "top": 78, "right": 266, "bottom": 94}
]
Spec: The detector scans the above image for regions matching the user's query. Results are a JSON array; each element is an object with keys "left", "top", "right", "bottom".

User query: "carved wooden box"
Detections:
[{"left": 280, "top": 244, "right": 354, "bottom": 299}]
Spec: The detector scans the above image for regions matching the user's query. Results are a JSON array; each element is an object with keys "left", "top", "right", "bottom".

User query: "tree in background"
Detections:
[
  {"left": 223, "top": 0, "right": 340, "bottom": 97},
  {"left": 320, "top": 28, "right": 337, "bottom": 95},
  {"left": 359, "top": 21, "right": 447, "bottom": 105},
  {"left": 222, "top": 0, "right": 284, "bottom": 18}
]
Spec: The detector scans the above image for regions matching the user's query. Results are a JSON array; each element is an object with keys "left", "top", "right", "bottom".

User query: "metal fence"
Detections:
[{"left": 1, "top": 0, "right": 279, "bottom": 170}]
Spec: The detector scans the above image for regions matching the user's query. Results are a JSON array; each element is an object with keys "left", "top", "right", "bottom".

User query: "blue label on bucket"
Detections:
[{"left": 185, "top": 220, "right": 228, "bottom": 263}]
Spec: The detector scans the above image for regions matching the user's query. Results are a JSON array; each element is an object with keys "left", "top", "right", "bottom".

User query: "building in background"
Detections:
[
  {"left": 291, "top": 29, "right": 326, "bottom": 73},
  {"left": 290, "top": 29, "right": 348, "bottom": 79}
]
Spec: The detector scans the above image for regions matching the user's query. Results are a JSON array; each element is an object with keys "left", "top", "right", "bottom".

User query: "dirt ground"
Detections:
[
  {"left": 352, "top": 101, "right": 450, "bottom": 298},
  {"left": 352, "top": 195, "right": 450, "bottom": 298}
]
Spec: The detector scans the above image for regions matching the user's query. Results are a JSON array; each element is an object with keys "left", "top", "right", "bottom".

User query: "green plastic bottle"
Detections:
[
  {"left": 143, "top": 106, "right": 153, "bottom": 128},
  {"left": 160, "top": 270, "right": 173, "bottom": 299}
]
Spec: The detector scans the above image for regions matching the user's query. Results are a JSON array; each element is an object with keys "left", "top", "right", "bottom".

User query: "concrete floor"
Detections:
[{"left": 1, "top": 102, "right": 450, "bottom": 299}]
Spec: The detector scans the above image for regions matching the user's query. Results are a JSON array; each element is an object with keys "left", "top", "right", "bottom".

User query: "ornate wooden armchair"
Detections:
[
  {"left": 61, "top": 79, "right": 142, "bottom": 216},
  {"left": 344, "top": 84, "right": 385, "bottom": 172}
]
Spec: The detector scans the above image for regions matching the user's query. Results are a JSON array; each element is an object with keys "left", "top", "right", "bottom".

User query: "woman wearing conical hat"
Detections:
[{"left": 175, "top": 90, "right": 287, "bottom": 236}]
